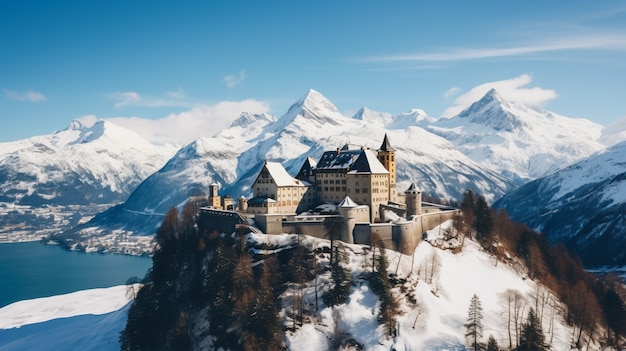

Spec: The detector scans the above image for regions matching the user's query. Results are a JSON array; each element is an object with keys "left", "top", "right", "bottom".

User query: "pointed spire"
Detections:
[
  {"left": 378, "top": 133, "right": 395, "bottom": 152},
  {"left": 405, "top": 182, "right": 420, "bottom": 193}
]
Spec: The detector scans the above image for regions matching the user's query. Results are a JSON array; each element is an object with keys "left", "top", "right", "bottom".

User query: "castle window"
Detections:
[
  {"left": 324, "top": 187, "right": 328, "bottom": 191},
  {"left": 362, "top": 188, "right": 368, "bottom": 193},
  {"left": 391, "top": 155, "right": 394, "bottom": 161},
  {"left": 324, "top": 180, "right": 328, "bottom": 184},
  {"left": 342, "top": 187, "right": 346, "bottom": 192},
  {"left": 355, "top": 188, "right": 360, "bottom": 193}
]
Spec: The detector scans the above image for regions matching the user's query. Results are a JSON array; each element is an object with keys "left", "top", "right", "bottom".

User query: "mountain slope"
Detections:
[
  {"left": 494, "top": 141, "right": 626, "bottom": 266},
  {"left": 0, "top": 120, "right": 177, "bottom": 240},
  {"left": 57, "top": 90, "right": 514, "bottom": 254},
  {"left": 428, "top": 89, "right": 605, "bottom": 184}
]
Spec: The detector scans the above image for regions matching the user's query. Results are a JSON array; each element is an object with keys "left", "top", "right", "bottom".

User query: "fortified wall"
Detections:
[{"left": 202, "top": 205, "right": 459, "bottom": 255}]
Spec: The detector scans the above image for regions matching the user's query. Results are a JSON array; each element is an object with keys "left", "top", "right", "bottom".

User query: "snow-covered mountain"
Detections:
[
  {"left": 428, "top": 89, "right": 605, "bottom": 184},
  {"left": 494, "top": 141, "right": 626, "bottom": 266},
  {"left": 56, "top": 89, "right": 514, "bottom": 254},
  {"left": 0, "top": 120, "right": 177, "bottom": 240}
]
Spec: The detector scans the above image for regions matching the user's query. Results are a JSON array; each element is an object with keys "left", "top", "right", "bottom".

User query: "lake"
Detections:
[{"left": 0, "top": 242, "right": 152, "bottom": 307}]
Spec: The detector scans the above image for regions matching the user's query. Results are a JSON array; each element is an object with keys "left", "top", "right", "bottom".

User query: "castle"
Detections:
[{"left": 202, "top": 134, "right": 458, "bottom": 255}]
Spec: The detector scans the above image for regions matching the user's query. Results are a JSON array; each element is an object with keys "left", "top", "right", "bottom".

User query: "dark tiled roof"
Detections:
[{"left": 378, "top": 133, "right": 395, "bottom": 152}]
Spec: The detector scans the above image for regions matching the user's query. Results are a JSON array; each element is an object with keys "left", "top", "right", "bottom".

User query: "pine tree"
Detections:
[
  {"left": 486, "top": 335, "right": 499, "bottom": 351},
  {"left": 322, "top": 243, "right": 351, "bottom": 307},
  {"left": 517, "top": 308, "right": 547, "bottom": 351},
  {"left": 369, "top": 241, "right": 400, "bottom": 337},
  {"left": 465, "top": 294, "right": 484, "bottom": 351},
  {"left": 460, "top": 189, "right": 476, "bottom": 238},
  {"left": 474, "top": 195, "right": 494, "bottom": 244}
]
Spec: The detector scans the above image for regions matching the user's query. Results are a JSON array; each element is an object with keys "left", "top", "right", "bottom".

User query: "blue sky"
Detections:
[{"left": 2, "top": 1, "right": 626, "bottom": 144}]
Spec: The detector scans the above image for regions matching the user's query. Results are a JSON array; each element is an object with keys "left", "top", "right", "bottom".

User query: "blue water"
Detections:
[{"left": 0, "top": 242, "right": 152, "bottom": 307}]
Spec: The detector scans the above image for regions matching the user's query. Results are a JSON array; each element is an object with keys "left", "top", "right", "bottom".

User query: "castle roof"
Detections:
[
  {"left": 295, "top": 156, "right": 317, "bottom": 181},
  {"left": 338, "top": 196, "right": 359, "bottom": 208},
  {"left": 405, "top": 182, "right": 421, "bottom": 193},
  {"left": 348, "top": 149, "right": 389, "bottom": 174},
  {"left": 261, "top": 161, "right": 310, "bottom": 187},
  {"left": 248, "top": 197, "right": 277, "bottom": 206},
  {"left": 378, "top": 133, "right": 395, "bottom": 152},
  {"left": 315, "top": 149, "right": 388, "bottom": 174}
]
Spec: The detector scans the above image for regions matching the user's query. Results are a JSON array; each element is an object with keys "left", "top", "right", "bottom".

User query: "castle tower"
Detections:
[
  {"left": 405, "top": 182, "right": 422, "bottom": 218},
  {"left": 377, "top": 133, "right": 397, "bottom": 202},
  {"left": 209, "top": 183, "right": 221, "bottom": 209},
  {"left": 238, "top": 196, "right": 248, "bottom": 212}
]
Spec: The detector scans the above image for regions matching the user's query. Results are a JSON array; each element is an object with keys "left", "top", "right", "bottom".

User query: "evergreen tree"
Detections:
[
  {"left": 486, "top": 335, "right": 499, "bottom": 351},
  {"left": 369, "top": 241, "right": 400, "bottom": 337},
  {"left": 474, "top": 195, "right": 494, "bottom": 244},
  {"left": 247, "top": 258, "right": 284, "bottom": 351},
  {"left": 460, "top": 190, "right": 476, "bottom": 238},
  {"left": 517, "top": 308, "right": 547, "bottom": 351},
  {"left": 465, "top": 294, "right": 484, "bottom": 351},
  {"left": 322, "top": 243, "right": 351, "bottom": 307}
]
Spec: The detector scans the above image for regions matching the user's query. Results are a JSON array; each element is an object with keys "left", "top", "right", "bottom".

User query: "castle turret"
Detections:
[
  {"left": 405, "top": 182, "right": 422, "bottom": 218},
  {"left": 238, "top": 196, "right": 248, "bottom": 212},
  {"left": 377, "top": 133, "right": 397, "bottom": 202},
  {"left": 337, "top": 196, "right": 359, "bottom": 244},
  {"left": 209, "top": 183, "right": 221, "bottom": 209}
]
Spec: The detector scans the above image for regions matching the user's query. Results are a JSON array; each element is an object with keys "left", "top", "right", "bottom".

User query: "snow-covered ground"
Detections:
[
  {"left": 0, "top": 285, "right": 137, "bottom": 351},
  {"left": 281, "top": 222, "right": 574, "bottom": 350}
]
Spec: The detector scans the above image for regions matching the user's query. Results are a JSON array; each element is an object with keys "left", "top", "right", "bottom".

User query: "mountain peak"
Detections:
[
  {"left": 456, "top": 88, "right": 523, "bottom": 132},
  {"left": 66, "top": 120, "right": 85, "bottom": 131},
  {"left": 281, "top": 89, "right": 344, "bottom": 126}
]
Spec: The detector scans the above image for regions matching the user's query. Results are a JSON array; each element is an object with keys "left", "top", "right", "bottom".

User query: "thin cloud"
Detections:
[
  {"left": 223, "top": 70, "right": 246, "bottom": 89},
  {"left": 441, "top": 74, "right": 557, "bottom": 117},
  {"left": 109, "top": 90, "right": 192, "bottom": 108},
  {"left": 366, "top": 34, "right": 626, "bottom": 62},
  {"left": 4, "top": 89, "right": 46, "bottom": 102},
  {"left": 100, "top": 99, "right": 270, "bottom": 144},
  {"left": 444, "top": 87, "right": 461, "bottom": 99}
]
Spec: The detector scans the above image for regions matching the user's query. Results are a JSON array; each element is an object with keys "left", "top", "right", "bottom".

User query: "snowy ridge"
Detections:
[
  {"left": 429, "top": 89, "right": 605, "bottom": 183},
  {"left": 494, "top": 141, "right": 626, "bottom": 266},
  {"left": 0, "top": 119, "right": 177, "bottom": 204},
  {"left": 0, "top": 120, "right": 177, "bottom": 240}
]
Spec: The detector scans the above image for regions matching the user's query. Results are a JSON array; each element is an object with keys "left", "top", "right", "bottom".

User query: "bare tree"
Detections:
[{"left": 500, "top": 289, "right": 526, "bottom": 349}]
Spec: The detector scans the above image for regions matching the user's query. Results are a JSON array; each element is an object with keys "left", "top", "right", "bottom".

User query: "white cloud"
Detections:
[
  {"left": 102, "top": 99, "right": 270, "bottom": 144},
  {"left": 366, "top": 33, "right": 626, "bottom": 62},
  {"left": 443, "top": 87, "right": 461, "bottom": 99},
  {"left": 223, "top": 70, "right": 246, "bottom": 89},
  {"left": 109, "top": 90, "right": 191, "bottom": 108},
  {"left": 441, "top": 74, "right": 557, "bottom": 117},
  {"left": 4, "top": 89, "right": 46, "bottom": 102}
]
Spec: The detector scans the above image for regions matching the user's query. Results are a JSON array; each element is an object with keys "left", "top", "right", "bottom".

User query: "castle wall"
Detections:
[
  {"left": 198, "top": 208, "right": 246, "bottom": 235},
  {"left": 254, "top": 214, "right": 284, "bottom": 234},
  {"left": 352, "top": 209, "right": 460, "bottom": 255},
  {"left": 281, "top": 221, "right": 327, "bottom": 239}
]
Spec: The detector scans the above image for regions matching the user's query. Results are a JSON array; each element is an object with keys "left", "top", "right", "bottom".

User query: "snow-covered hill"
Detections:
[
  {"left": 56, "top": 90, "right": 514, "bottom": 254},
  {"left": 428, "top": 89, "right": 605, "bottom": 184},
  {"left": 0, "top": 285, "right": 136, "bottom": 351},
  {"left": 494, "top": 141, "right": 626, "bottom": 266},
  {"left": 0, "top": 120, "right": 177, "bottom": 241},
  {"left": 124, "top": 222, "right": 581, "bottom": 350}
]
